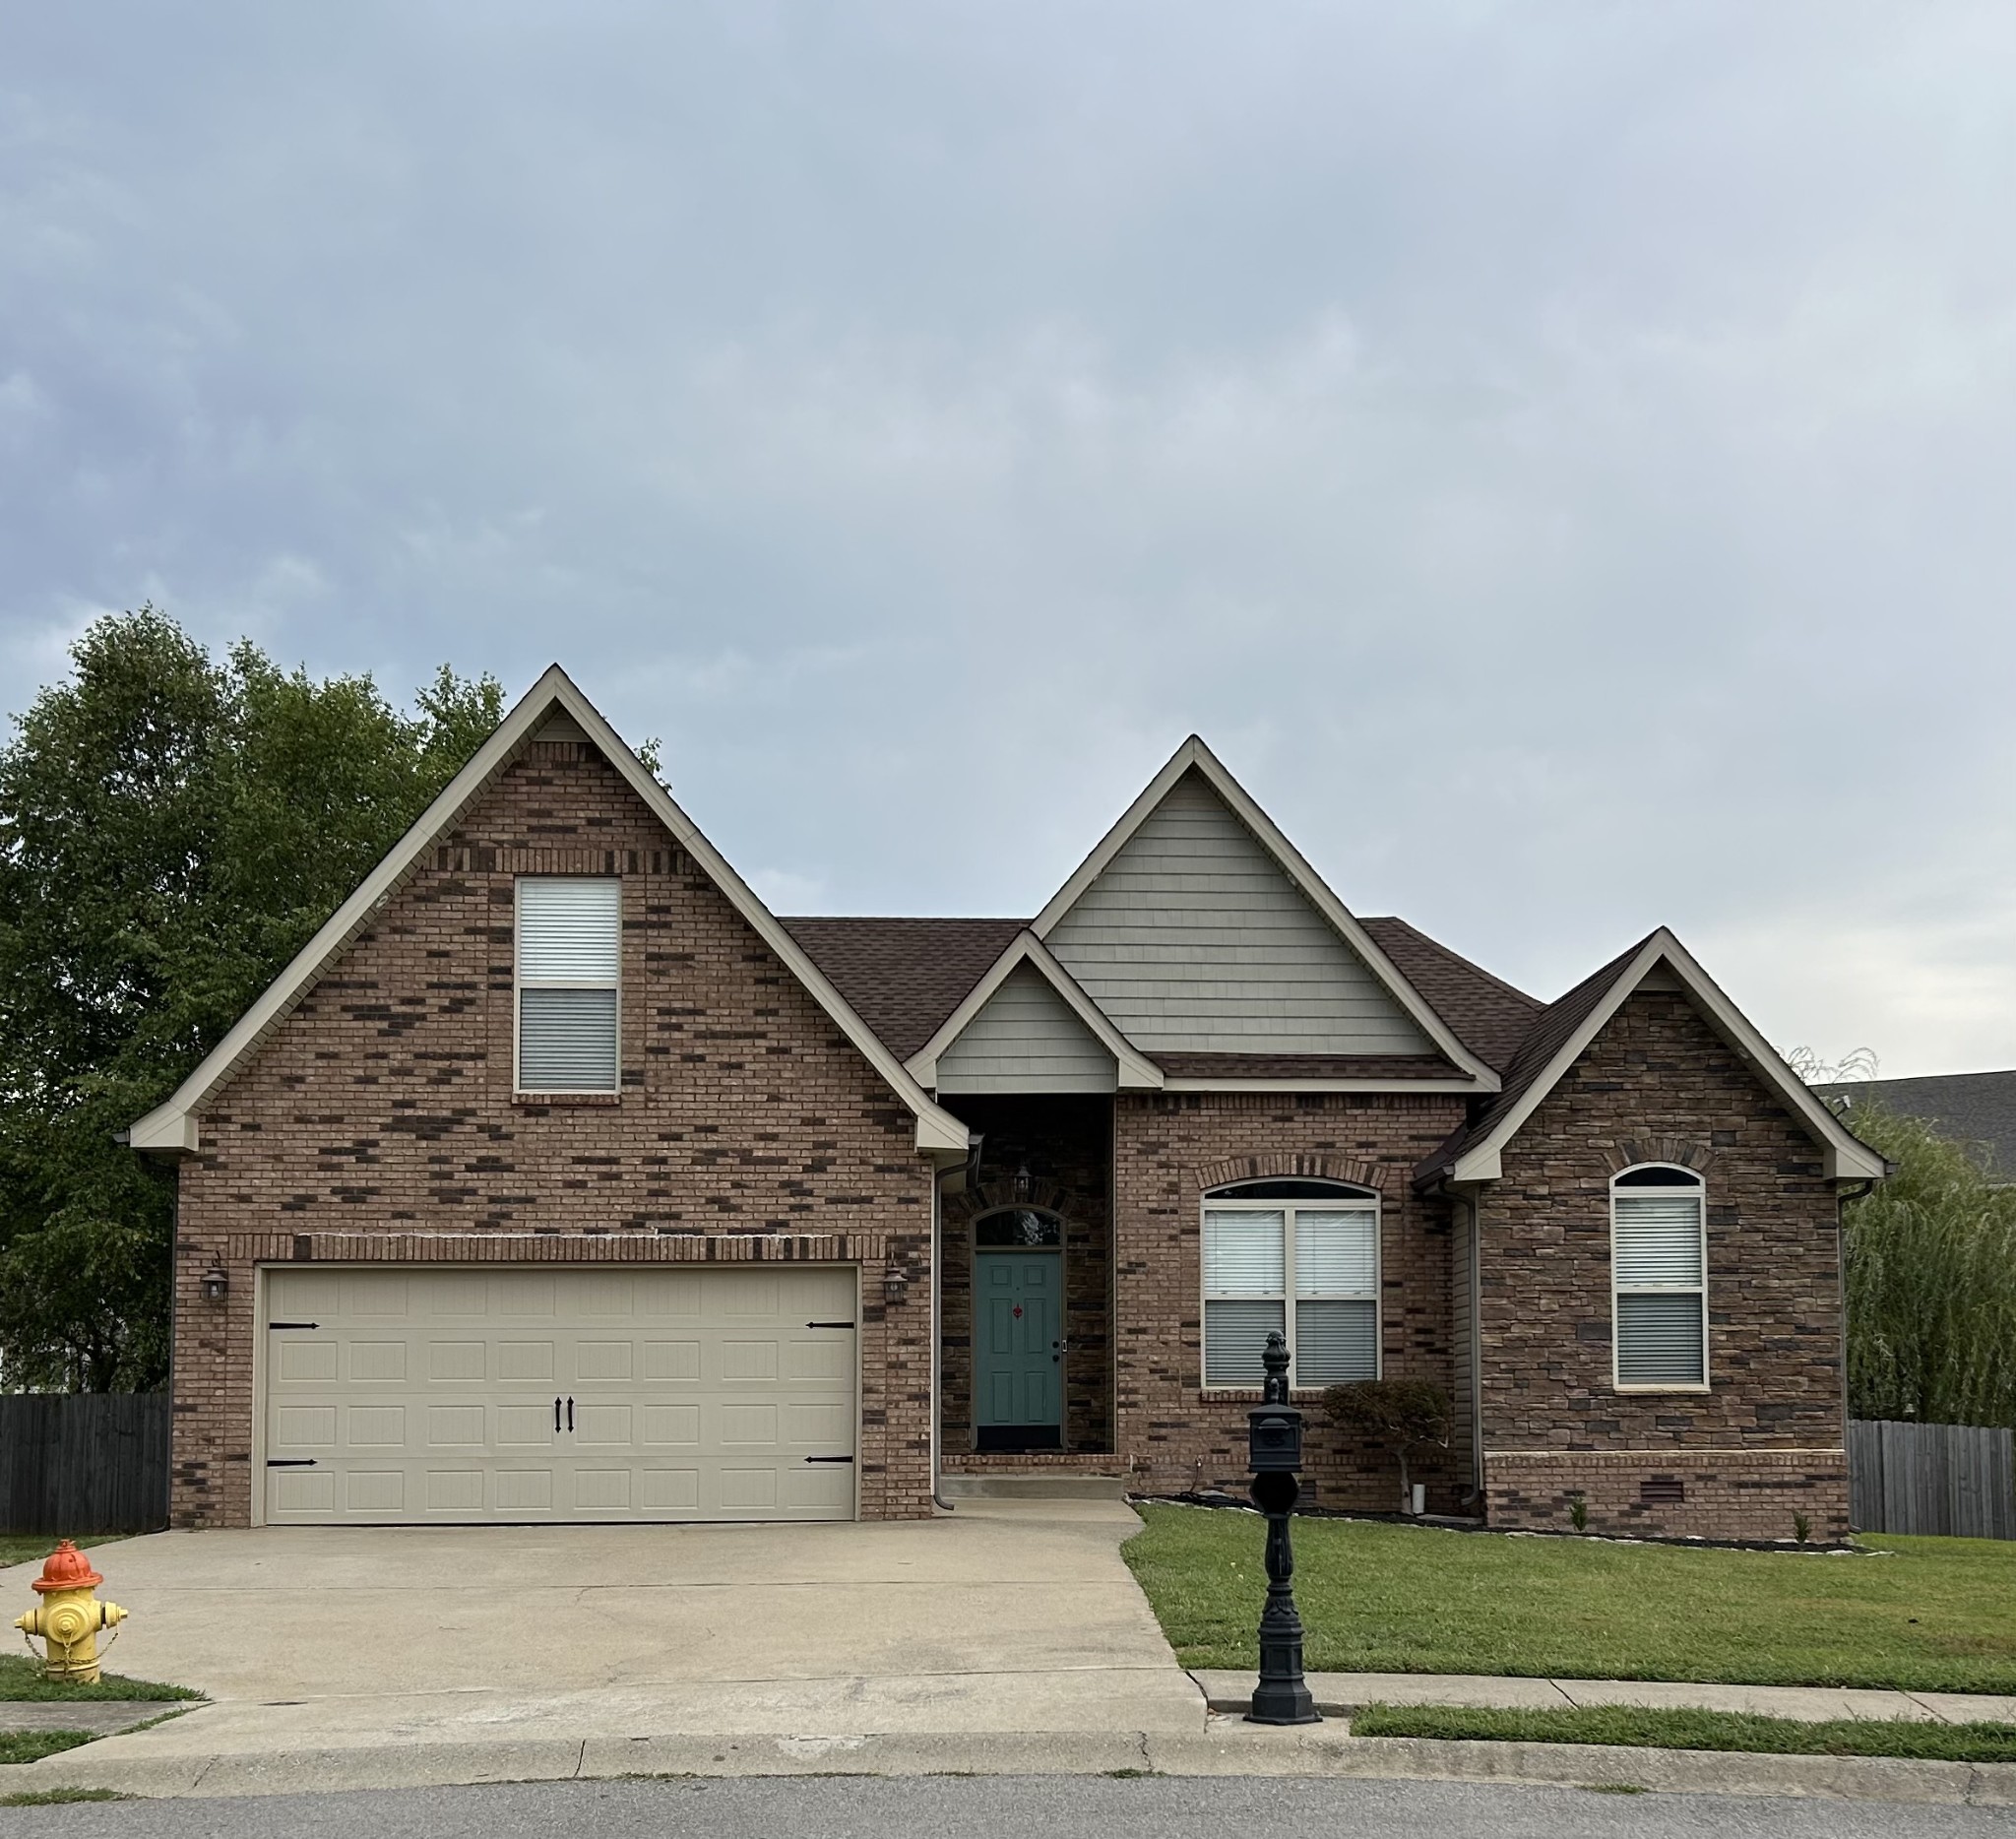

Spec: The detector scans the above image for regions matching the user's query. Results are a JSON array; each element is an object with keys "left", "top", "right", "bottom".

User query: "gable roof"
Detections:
[
  {"left": 1357, "top": 918, "right": 1544, "bottom": 1075},
  {"left": 778, "top": 917, "right": 1026, "bottom": 1061},
  {"left": 128, "top": 666, "right": 973, "bottom": 1158},
  {"left": 1817, "top": 1069, "right": 2016, "bottom": 1179},
  {"left": 1414, "top": 927, "right": 1889, "bottom": 1187},
  {"left": 1030, "top": 736, "right": 1500, "bottom": 1089},
  {"left": 902, "top": 929, "right": 1165, "bottom": 1091}
]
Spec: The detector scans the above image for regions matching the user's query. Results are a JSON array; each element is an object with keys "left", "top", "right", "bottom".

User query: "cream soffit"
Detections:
[
  {"left": 904, "top": 930, "right": 1166, "bottom": 1091},
  {"left": 129, "top": 666, "right": 972, "bottom": 1158},
  {"left": 1448, "top": 928, "right": 1890, "bottom": 1184},
  {"left": 1030, "top": 735, "right": 1501, "bottom": 1092}
]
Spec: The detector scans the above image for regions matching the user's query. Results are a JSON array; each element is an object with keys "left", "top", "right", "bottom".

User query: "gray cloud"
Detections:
[{"left": 5, "top": 2, "right": 2013, "bottom": 1074}]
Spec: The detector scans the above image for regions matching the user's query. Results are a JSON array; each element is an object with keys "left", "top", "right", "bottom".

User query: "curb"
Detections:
[{"left": 17, "top": 1726, "right": 2016, "bottom": 1806}]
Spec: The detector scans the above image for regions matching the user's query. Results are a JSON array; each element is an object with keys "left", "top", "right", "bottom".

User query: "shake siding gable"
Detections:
[
  {"left": 168, "top": 734, "right": 935, "bottom": 1528},
  {"left": 935, "top": 963, "right": 1117, "bottom": 1095},
  {"left": 1045, "top": 770, "right": 1434, "bottom": 1055}
]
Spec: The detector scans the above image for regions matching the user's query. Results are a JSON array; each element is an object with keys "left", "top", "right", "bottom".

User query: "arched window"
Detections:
[
  {"left": 1610, "top": 1165, "right": 1708, "bottom": 1390},
  {"left": 1201, "top": 1178, "right": 1378, "bottom": 1389},
  {"left": 973, "top": 1206, "right": 1063, "bottom": 1248}
]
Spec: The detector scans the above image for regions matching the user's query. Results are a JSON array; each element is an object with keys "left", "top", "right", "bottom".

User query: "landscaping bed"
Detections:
[
  {"left": 1124, "top": 1502, "right": 2016, "bottom": 1692},
  {"left": 1350, "top": 1702, "right": 2016, "bottom": 1762}
]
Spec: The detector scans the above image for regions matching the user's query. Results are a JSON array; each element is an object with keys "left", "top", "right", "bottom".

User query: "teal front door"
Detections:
[{"left": 975, "top": 1251, "right": 1062, "bottom": 1449}]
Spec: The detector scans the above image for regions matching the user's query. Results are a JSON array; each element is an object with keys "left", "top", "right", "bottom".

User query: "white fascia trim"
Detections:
[
  {"left": 905, "top": 929, "right": 1165, "bottom": 1091},
  {"left": 1161, "top": 1078, "right": 1484, "bottom": 1095},
  {"left": 1029, "top": 735, "right": 1500, "bottom": 1094},
  {"left": 1448, "top": 928, "right": 1888, "bottom": 1184},
  {"left": 130, "top": 666, "right": 971, "bottom": 1159}
]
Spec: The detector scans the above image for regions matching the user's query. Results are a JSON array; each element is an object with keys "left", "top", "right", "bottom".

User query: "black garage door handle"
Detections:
[
  {"left": 804, "top": 1455, "right": 855, "bottom": 1465},
  {"left": 267, "top": 1459, "right": 318, "bottom": 1468}
]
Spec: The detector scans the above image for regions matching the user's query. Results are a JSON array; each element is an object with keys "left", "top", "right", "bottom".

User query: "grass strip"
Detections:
[
  {"left": 0, "top": 1537, "right": 121, "bottom": 1572},
  {"left": 1349, "top": 1702, "right": 2016, "bottom": 1762},
  {"left": 0, "top": 1731, "right": 96, "bottom": 1767},
  {"left": 1124, "top": 1504, "right": 2016, "bottom": 1692},
  {"left": 0, "top": 1789, "right": 131, "bottom": 1806},
  {"left": 0, "top": 1656, "right": 201, "bottom": 1704}
]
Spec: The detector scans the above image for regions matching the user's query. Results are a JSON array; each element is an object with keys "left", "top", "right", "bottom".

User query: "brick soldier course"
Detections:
[{"left": 136, "top": 668, "right": 1886, "bottom": 1542}]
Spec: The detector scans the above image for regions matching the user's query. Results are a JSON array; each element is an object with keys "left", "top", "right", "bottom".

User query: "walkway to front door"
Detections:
[{"left": 975, "top": 1250, "right": 1062, "bottom": 1450}]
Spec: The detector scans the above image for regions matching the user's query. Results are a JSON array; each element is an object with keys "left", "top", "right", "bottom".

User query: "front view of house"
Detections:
[{"left": 132, "top": 667, "right": 1885, "bottom": 1543}]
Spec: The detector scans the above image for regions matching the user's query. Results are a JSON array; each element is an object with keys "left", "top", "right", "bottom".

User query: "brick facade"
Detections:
[
  {"left": 1110, "top": 1090, "right": 1475, "bottom": 1513},
  {"left": 1476, "top": 988, "right": 1852, "bottom": 1543},
  {"left": 169, "top": 730, "right": 936, "bottom": 1527}
]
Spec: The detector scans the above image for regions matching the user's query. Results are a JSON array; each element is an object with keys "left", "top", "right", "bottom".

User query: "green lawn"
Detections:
[
  {"left": 1123, "top": 1503, "right": 2016, "bottom": 1693},
  {"left": 0, "top": 1732, "right": 94, "bottom": 1767},
  {"left": 1350, "top": 1703, "right": 2016, "bottom": 1762},
  {"left": 0, "top": 1536, "right": 121, "bottom": 1572}
]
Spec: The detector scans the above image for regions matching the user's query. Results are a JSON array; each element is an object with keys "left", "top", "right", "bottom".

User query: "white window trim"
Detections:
[
  {"left": 1199, "top": 1189, "right": 1382, "bottom": 1394},
  {"left": 1609, "top": 1164, "right": 1710, "bottom": 1394},
  {"left": 514, "top": 876, "right": 622, "bottom": 1097}
]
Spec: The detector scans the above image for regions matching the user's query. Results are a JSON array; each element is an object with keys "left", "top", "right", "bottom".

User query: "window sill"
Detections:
[
  {"left": 1196, "top": 1387, "right": 1359, "bottom": 1402},
  {"left": 513, "top": 1092, "right": 622, "bottom": 1108},
  {"left": 1613, "top": 1383, "right": 1711, "bottom": 1395}
]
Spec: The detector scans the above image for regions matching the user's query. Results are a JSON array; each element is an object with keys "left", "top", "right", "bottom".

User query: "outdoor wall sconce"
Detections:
[
  {"left": 883, "top": 1267, "right": 910, "bottom": 1304},
  {"left": 201, "top": 1267, "right": 229, "bottom": 1304}
]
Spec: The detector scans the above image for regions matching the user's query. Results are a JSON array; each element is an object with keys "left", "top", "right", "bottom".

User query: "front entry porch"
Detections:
[{"left": 938, "top": 1096, "right": 1115, "bottom": 1459}]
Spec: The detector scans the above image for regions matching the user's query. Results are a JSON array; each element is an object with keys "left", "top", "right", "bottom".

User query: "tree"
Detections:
[
  {"left": 1324, "top": 1378, "right": 1452, "bottom": 1514},
  {"left": 1835, "top": 1102, "right": 2016, "bottom": 1429},
  {"left": 0, "top": 608, "right": 502, "bottom": 1390}
]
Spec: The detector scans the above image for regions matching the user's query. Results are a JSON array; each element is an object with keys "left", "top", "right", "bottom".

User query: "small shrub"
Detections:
[
  {"left": 1794, "top": 1512, "right": 1812, "bottom": 1546},
  {"left": 1569, "top": 1492, "right": 1590, "bottom": 1533},
  {"left": 1324, "top": 1380, "right": 1451, "bottom": 1514}
]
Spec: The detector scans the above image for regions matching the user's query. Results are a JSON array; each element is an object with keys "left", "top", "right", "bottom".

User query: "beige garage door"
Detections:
[{"left": 260, "top": 1265, "right": 857, "bottom": 1523}]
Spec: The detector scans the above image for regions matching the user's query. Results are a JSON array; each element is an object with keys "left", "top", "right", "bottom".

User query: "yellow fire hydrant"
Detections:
[{"left": 14, "top": 1540, "right": 127, "bottom": 1683}]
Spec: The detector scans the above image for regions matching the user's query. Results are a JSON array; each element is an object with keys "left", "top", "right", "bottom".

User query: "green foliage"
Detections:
[
  {"left": 1124, "top": 1505, "right": 2016, "bottom": 1691},
  {"left": 0, "top": 1652, "right": 202, "bottom": 1703},
  {"left": 0, "top": 608, "right": 503, "bottom": 1391},
  {"left": 1349, "top": 1701, "right": 2016, "bottom": 1761},
  {"left": 0, "top": 1731, "right": 94, "bottom": 1766},
  {"left": 1838, "top": 1102, "right": 2016, "bottom": 1429},
  {"left": 1324, "top": 1379, "right": 1452, "bottom": 1508}
]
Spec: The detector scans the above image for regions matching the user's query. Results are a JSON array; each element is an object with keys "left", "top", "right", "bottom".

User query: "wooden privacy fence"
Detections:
[
  {"left": 1850, "top": 1418, "right": 2016, "bottom": 1540},
  {"left": 0, "top": 1393, "right": 171, "bottom": 1537}
]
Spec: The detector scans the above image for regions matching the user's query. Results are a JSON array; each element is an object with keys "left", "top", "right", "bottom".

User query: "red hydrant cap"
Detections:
[{"left": 32, "top": 1540, "right": 103, "bottom": 1594}]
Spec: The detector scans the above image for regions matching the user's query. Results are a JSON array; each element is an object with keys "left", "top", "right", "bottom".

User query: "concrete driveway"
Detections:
[{"left": 1, "top": 1500, "right": 1203, "bottom": 1758}]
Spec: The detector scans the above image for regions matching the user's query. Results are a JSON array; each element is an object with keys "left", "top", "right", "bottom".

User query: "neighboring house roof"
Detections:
[
  {"left": 1816, "top": 1070, "right": 2016, "bottom": 1178},
  {"left": 1413, "top": 928, "right": 1889, "bottom": 1188},
  {"left": 128, "top": 667, "right": 973, "bottom": 1158}
]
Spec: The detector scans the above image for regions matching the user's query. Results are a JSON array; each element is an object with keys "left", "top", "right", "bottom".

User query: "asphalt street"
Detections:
[{"left": 0, "top": 1775, "right": 2007, "bottom": 1838}]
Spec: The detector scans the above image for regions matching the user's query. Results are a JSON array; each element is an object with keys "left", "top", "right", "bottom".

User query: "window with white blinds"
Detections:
[
  {"left": 1611, "top": 1167, "right": 1707, "bottom": 1388},
  {"left": 516, "top": 878, "right": 621, "bottom": 1093},
  {"left": 1202, "top": 1185, "right": 1379, "bottom": 1388}
]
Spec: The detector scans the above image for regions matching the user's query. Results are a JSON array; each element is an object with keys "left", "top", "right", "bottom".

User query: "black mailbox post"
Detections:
[{"left": 1245, "top": 1331, "right": 1319, "bottom": 1725}]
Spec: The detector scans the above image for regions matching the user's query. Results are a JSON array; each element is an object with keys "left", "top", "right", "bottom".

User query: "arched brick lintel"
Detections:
[
  {"left": 1601, "top": 1137, "right": 1716, "bottom": 1178},
  {"left": 1192, "top": 1152, "right": 1386, "bottom": 1194}
]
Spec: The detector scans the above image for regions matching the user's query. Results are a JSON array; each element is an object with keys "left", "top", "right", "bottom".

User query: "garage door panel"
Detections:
[{"left": 264, "top": 1265, "right": 855, "bottom": 1523}]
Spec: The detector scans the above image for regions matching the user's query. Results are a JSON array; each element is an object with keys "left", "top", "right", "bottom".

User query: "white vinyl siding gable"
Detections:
[
  {"left": 1044, "top": 770, "right": 1434, "bottom": 1055},
  {"left": 1611, "top": 1176, "right": 1708, "bottom": 1390},
  {"left": 516, "top": 878, "right": 621, "bottom": 1093},
  {"left": 935, "top": 963, "right": 1117, "bottom": 1095}
]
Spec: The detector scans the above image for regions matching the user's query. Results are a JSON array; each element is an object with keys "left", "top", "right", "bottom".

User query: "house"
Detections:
[
  {"left": 130, "top": 667, "right": 1886, "bottom": 1543},
  {"left": 1816, "top": 1070, "right": 2016, "bottom": 1182}
]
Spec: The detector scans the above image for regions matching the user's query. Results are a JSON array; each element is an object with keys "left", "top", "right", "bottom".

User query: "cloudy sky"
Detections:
[{"left": 5, "top": 4, "right": 2013, "bottom": 1076}]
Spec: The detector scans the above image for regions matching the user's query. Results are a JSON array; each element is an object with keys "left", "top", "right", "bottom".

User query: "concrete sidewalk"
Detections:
[{"left": 1192, "top": 1670, "right": 2016, "bottom": 1725}]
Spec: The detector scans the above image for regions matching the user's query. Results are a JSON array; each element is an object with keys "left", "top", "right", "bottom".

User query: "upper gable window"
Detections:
[
  {"left": 1611, "top": 1165, "right": 1707, "bottom": 1390},
  {"left": 1201, "top": 1179, "right": 1378, "bottom": 1390},
  {"left": 516, "top": 878, "right": 620, "bottom": 1094}
]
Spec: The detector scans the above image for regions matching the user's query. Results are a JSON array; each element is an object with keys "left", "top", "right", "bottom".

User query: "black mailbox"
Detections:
[{"left": 1248, "top": 1406, "right": 1302, "bottom": 1473}]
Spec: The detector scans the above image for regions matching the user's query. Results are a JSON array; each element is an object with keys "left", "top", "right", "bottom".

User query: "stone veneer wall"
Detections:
[
  {"left": 937, "top": 1096, "right": 1113, "bottom": 1454},
  {"left": 1111, "top": 1090, "right": 1472, "bottom": 1512},
  {"left": 1478, "top": 988, "right": 1852, "bottom": 1543},
  {"left": 168, "top": 730, "right": 936, "bottom": 1527}
]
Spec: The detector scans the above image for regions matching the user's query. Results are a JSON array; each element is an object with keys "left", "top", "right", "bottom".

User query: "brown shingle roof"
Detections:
[
  {"left": 1357, "top": 917, "right": 1544, "bottom": 1075},
  {"left": 1154, "top": 1052, "right": 1462, "bottom": 1081},
  {"left": 779, "top": 917, "right": 1029, "bottom": 1061},
  {"left": 1412, "top": 932, "right": 1658, "bottom": 1187}
]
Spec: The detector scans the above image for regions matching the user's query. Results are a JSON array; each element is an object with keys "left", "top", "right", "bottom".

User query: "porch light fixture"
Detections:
[
  {"left": 201, "top": 1266, "right": 229, "bottom": 1304},
  {"left": 1013, "top": 1163, "right": 1031, "bottom": 1200},
  {"left": 883, "top": 1267, "right": 910, "bottom": 1304}
]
